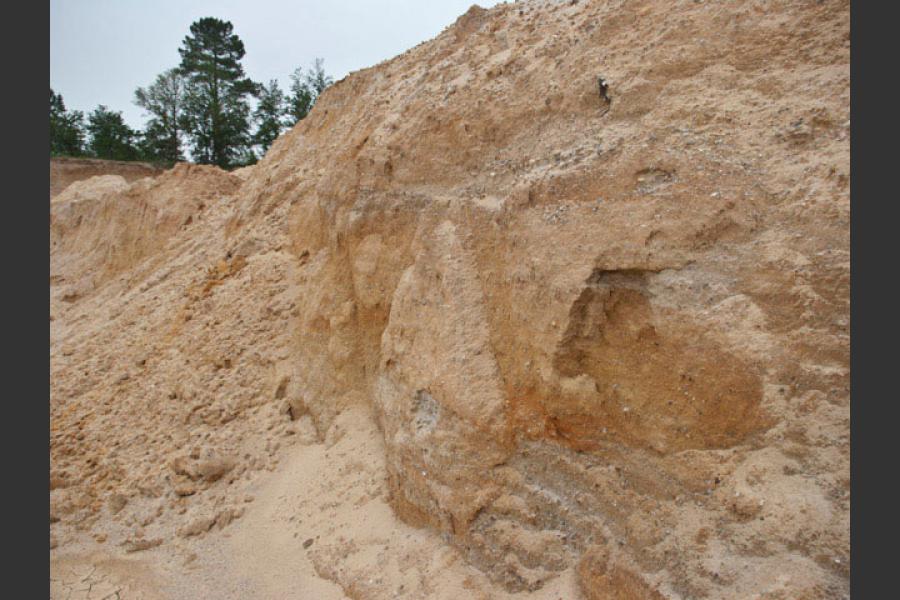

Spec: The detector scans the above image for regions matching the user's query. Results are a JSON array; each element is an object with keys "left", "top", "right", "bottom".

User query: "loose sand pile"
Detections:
[
  {"left": 51, "top": 157, "right": 164, "bottom": 199},
  {"left": 51, "top": 1, "right": 850, "bottom": 598}
]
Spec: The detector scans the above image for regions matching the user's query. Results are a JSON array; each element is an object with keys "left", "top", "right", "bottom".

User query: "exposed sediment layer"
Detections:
[{"left": 50, "top": 1, "right": 850, "bottom": 598}]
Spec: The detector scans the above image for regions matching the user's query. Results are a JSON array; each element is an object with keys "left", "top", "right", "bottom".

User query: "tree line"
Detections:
[{"left": 50, "top": 17, "right": 333, "bottom": 169}]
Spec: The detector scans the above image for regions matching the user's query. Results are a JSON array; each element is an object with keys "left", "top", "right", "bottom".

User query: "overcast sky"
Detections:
[{"left": 50, "top": 0, "right": 500, "bottom": 129}]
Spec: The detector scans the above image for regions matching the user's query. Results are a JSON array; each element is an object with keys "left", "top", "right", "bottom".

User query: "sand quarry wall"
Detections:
[
  {"left": 50, "top": 1, "right": 850, "bottom": 598},
  {"left": 51, "top": 157, "right": 164, "bottom": 199}
]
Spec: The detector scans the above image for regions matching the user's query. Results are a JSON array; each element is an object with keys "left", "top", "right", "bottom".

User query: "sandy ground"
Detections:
[{"left": 52, "top": 407, "right": 582, "bottom": 599}]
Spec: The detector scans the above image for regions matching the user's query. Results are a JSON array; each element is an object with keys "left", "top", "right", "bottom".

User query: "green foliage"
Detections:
[
  {"left": 231, "top": 146, "right": 259, "bottom": 169},
  {"left": 86, "top": 105, "right": 141, "bottom": 161},
  {"left": 177, "top": 17, "right": 257, "bottom": 169},
  {"left": 306, "top": 58, "right": 334, "bottom": 96},
  {"left": 287, "top": 58, "right": 333, "bottom": 126},
  {"left": 55, "top": 19, "right": 334, "bottom": 167},
  {"left": 287, "top": 72, "right": 314, "bottom": 124},
  {"left": 253, "top": 79, "right": 287, "bottom": 154},
  {"left": 134, "top": 69, "right": 185, "bottom": 164},
  {"left": 50, "top": 89, "right": 86, "bottom": 156}
]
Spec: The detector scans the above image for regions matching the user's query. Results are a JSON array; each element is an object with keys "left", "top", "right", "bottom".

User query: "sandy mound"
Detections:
[
  {"left": 51, "top": 157, "right": 164, "bottom": 199},
  {"left": 51, "top": 174, "right": 131, "bottom": 205},
  {"left": 50, "top": 1, "right": 850, "bottom": 598}
]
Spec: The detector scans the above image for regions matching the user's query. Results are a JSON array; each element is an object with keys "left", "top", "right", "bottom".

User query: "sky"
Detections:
[{"left": 50, "top": 0, "right": 500, "bottom": 130}]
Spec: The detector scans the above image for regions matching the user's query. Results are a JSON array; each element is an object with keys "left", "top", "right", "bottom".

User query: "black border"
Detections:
[
  {"left": 849, "top": 1, "right": 883, "bottom": 597},
  {"left": 9, "top": 0, "right": 51, "bottom": 594}
]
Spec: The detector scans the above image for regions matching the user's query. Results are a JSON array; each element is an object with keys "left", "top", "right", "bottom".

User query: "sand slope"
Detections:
[{"left": 51, "top": 0, "right": 850, "bottom": 597}]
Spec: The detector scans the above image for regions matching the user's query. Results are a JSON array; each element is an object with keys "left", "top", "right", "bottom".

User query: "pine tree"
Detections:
[
  {"left": 50, "top": 89, "right": 86, "bottom": 156},
  {"left": 177, "top": 17, "right": 257, "bottom": 168},
  {"left": 86, "top": 105, "right": 140, "bottom": 161},
  {"left": 134, "top": 69, "right": 185, "bottom": 164},
  {"left": 253, "top": 79, "right": 287, "bottom": 155},
  {"left": 286, "top": 58, "right": 333, "bottom": 126},
  {"left": 287, "top": 69, "right": 314, "bottom": 125},
  {"left": 306, "top": 58, "right": 333, "bottom": 96}
]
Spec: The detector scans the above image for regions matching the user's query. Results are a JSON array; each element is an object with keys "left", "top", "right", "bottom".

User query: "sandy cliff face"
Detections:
[{"left": 50, "top": 1, "right": 850, "bottom": 598}]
